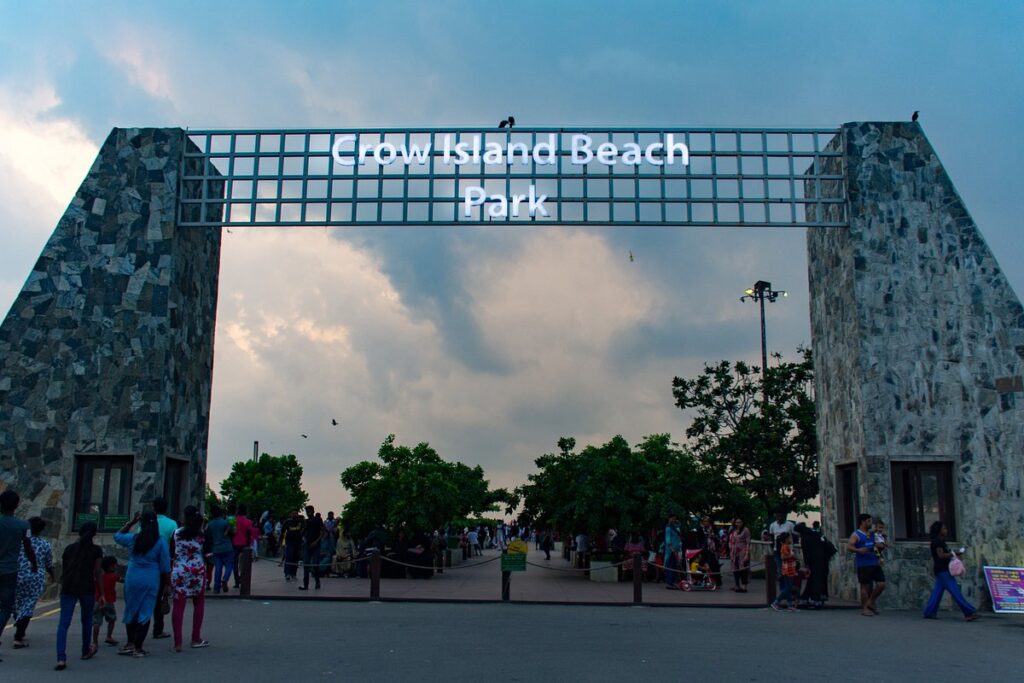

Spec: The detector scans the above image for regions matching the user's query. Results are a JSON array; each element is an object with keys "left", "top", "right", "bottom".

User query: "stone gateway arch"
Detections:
[{"left": 0, "top": 123, "right": 1020, "bottom": 608}]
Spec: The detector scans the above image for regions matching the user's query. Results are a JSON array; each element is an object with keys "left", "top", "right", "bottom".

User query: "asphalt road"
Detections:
[{"left": 2, "top": 600, "right": 1019, "bottom": 682}]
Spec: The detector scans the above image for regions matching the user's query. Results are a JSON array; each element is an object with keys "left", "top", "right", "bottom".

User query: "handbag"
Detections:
[{"left": 949, "top": 553, "right": 966, "bottom": 578}]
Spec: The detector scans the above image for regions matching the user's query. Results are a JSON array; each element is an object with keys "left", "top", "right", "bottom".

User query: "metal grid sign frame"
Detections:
[{"left": 179, "top": 127, "right": 847, "bottom": 228}]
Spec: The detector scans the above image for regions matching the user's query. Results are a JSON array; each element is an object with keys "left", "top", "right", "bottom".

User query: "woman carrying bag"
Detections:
[{"left": 922, "top": 520, "right": 978, "bottom": 621}]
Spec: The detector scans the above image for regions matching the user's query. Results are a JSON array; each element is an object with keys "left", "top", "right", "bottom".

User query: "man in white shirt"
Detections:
[{"left": 768, "top": 509, "right": 795, "bottom": 572}]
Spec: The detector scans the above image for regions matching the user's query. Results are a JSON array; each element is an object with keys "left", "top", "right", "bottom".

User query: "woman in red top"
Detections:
[{"left": 230, "top": 504, "right": 256, "bottom": 589}]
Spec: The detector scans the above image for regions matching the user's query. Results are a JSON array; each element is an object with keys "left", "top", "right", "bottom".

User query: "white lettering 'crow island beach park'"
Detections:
[{"left": 331, "top": 133, "right": 690, "bottom": 219}]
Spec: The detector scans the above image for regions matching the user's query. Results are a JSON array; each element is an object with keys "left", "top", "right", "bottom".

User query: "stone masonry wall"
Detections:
[
  {"left": 808, "top": 122, "right": 1024, "bottom": 608},
  {"left": 0, "top": 128, "right": 222, "bottom": 559}
]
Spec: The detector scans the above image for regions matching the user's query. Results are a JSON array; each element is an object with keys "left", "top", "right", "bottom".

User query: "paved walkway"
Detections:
[
  {"left": 238, "top": 544, "right": 833, "bottom": 607},
  {"left": 1, "top": 598, "right": 1016, "bottom": 681}
]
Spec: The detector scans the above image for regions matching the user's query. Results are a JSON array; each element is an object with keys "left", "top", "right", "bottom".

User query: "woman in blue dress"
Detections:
[{"left": 114, "top": 511, "right": 170, "bottom": 657}]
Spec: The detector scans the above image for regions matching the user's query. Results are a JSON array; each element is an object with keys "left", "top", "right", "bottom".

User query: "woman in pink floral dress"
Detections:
[{"left": 169, "top": 506, "right": 209, "bottom": 651}]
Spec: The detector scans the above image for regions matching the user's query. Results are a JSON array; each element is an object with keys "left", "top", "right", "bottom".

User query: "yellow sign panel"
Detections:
[{"left": 507, "top": 539, "right": 529, "bottom": 555}]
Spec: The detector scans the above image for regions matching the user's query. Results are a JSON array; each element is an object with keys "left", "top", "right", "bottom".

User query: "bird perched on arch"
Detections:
[
  {"left": 912, "top": 110, "right": 919, "bottom": 122},
  {"left": 499, "top": 116, "right": 516, "bottom": 129}
]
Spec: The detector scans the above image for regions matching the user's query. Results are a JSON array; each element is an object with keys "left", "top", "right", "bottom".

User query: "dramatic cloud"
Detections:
[{"left": 0, "top": 3, "right": 1021, "bottom": 515}]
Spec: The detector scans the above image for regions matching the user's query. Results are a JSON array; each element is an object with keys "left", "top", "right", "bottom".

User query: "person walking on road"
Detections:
[
  {"left": 923, "top": 521, "right": 978, "bottom": 621},
  {"left": 54, "top": 521, "right": 102, "bottom": 670},
  {"left": 300, "top": 506, "right": 324, "bottom": 590},
  {"left": 12, "top": 516, "right": 55, "bottom": 648},
  {"left": 150, "top": 497, "right": 177, "bottom": 640},
  {"left": 206, "top": 506, "right": 234, "bottom": 593},
  {"left": 230, "top": 504, "right": 256, "bottom": 589},
  {"left": 170, "top": 505, "right": 211, "bottom": 651},
  {"left": 729, "top": 517, "right": 751, "bottom": 593},
  {"left": 114, "top": 512, "right": 171, "bottom": 657},
  {"left": 848, "top": 513, "right": 885, "bottom": 616},
  {"left": 0, "top": 490, "right": 37, "bottom": 664},
  {"left": 281, "top": 512, "right": 304, "bottom": 581},
  {"left": 664, "top": 514, "right": 683, "bottom": 589}
]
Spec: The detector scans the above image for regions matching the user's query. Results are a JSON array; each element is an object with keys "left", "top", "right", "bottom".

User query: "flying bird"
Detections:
[
  {"left": 331, "top": 419, "right": 338, "bottom": 426},
  {"left": 912, "top": 111, "right": 919, "bottom": 122},
  {"left": 301, "top": 434, "right": 308, "bottom": 439},
  {"left": 629, "top": 250, "right": 634, "bottom": 262}
]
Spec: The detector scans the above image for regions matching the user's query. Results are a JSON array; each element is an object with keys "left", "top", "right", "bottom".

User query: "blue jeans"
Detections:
[
  {"left": 56, "top": 593, "right": 95, "bottom": 662},
  {"left": 664, "top": 552, "right": 680, "bottom": 586},
  {"left": 775, "top": 575, "right": 794, "bottom": 606},
  {"left": 213, "top": 551, "right": 234, "bottom": 591},
  {"left": 923, "top": 571, "right": 976, "bottom": 617},
  {"left": 0, "top": 573, "right": 15, "bottom": 635}
]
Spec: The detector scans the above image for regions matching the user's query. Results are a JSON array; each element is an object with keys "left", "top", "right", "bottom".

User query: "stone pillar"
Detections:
[
  {"left": 808, "top": 122, "right": 1024, "bottom": 608},
  {"left": 0, "top": 128, "right": 222, "bottom": 551}
]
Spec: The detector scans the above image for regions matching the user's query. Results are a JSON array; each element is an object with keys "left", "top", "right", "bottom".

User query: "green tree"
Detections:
[
  {"left": 339, "top": 435, "right": 507, "bottom": 538},
  {"left": 517, "top": 434, "right": 752, "bottom": 536},
  {"left": 218, "top": 453, "right": 309, "bottom": 520},
  {"left": 204, "top": 484, "right": 221, "bottom": 514},
  {"left": 671, "top": 348, "right": 817, "bottom": 521}
]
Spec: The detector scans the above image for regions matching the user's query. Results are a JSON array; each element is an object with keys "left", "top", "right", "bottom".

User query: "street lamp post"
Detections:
[{"left": 740, "top": 280, "right": 787, "bottom": 402}]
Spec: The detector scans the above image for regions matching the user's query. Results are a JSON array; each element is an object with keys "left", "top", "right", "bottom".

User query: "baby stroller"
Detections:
[{"left": 677, "top": 549, "right": 718, "bottom": 592}]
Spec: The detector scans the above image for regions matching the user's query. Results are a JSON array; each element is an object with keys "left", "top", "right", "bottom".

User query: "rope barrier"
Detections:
[
  {"left": 375, "top": 553, "right": 501, "bottom": 571},
  {"left": 267, "top": 551, "right": 765, "bottom": 577}
]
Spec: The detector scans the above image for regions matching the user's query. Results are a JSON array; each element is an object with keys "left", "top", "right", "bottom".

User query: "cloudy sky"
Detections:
[{"left": 0, "top": 2, "right": 1021, "bottom": 513}]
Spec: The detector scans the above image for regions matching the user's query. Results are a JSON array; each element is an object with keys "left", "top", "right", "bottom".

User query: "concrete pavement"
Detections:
[
  {"left": 2, "top": 597, "right": 1017, "bottom": 682},
  {"left": 241, "top": 545, "right": 804, "bottom": 606}
]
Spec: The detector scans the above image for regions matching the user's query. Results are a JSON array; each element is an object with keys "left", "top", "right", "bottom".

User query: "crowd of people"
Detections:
[
  {"left": 0, "top": 490, "right": 211, "bottom": 670},
  {"left": 0, "top": 489, "right": 987, "bottom": 672}
]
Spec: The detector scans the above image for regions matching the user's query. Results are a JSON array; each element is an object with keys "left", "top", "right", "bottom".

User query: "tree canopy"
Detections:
[
  {"left": 218, "top": 453, "right": 309, "bottom": 520},
  {"left": 671, "top": 348, "right": 817, "bottom": 520},
  {"left": 339, "top": 434, "right": 509, "bottom": 538},
  {"left": 517, "top": 434, "right": 755, "bottom": 535}
]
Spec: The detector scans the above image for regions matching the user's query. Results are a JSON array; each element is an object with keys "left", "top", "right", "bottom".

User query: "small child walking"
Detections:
[
  {"left": 92, "top": 557, "right": 121, "bottom": 646},
  {"left": 771, "top": 533, "right": 799, "bottom": 611}
]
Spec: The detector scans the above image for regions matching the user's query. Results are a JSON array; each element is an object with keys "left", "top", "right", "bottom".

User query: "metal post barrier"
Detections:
[
  {"left": 239, "top": 547, "right": 253, "bottom": 597},
  {"left": 370, "top": 551, "right": 381, "bottom": 599},
  {"left": 764, "top": 553, "right": 777, "bottom": 605},
  {"left": 632, "top": 553, "right": 643, "bottom": 604},
  {"left": 501, "top": 550, "right": 510, "bottom": 601}
]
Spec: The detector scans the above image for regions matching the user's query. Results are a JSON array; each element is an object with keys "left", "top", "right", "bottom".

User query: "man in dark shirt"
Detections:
[
  {"left": 281, "top": 512, "right": 305, "bottom": 581},
  {"left": 0, "top": 490, "right": 37, "bottom": 662},
  {"left": 300, "top": 506, "right": 324, "bottom": 590}
]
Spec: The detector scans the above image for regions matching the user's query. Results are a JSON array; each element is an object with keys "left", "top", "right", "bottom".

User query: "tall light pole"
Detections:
[{"left": 740, "top": 280, "right": 787, "bottom": 402}]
